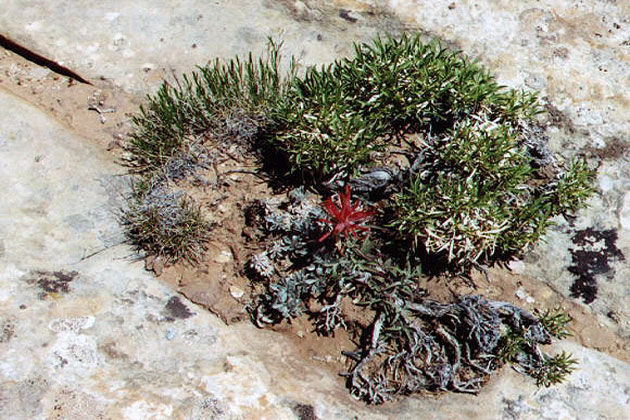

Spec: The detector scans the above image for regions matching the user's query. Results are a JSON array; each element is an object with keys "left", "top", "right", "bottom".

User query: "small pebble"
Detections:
[
  {"left": 507, "top": 260, "right": 525, "bottom": 274},
  {"left": 165, "top": 329, "right": 176, "bottom": 340},
  {"left": 229, "top": 285, "right": 245, "bottom": 299},
  {"left": 515, "top": 288, "right": 535, "bottom": 304},
  {"left": 214, "top": 250, "right": 233, "bottom": 263},
  {"left": 599, "top": 175, "right": 614, "bottom": 193}
]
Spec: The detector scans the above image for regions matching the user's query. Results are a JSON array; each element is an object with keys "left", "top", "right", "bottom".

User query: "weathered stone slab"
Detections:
[
  {"left": 1, "top": 85, "right": 630, "bottom": 418},
  {"left": 0, "top": 0, "right": 402, "bottom": 94},
  {"left": 3, "top": 0, "right": 630, "bottom": 417},
  {"left": 0, "top": 88, "right": 374, "bottom": 419}
]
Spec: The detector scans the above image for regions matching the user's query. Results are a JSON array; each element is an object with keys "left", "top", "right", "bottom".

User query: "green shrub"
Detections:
[
  {"left": 126, "top": 40, "right": 293, "bottom": 172},
  {"left": 391, "top": 116, "right": 594, "bottom": 268},
  {"left": 269, "top": 34, "right": 593, "bottom": 269},
  {"left": 124, "top": 33, "right": 594, "bottom": 271},
  {"left": 121, "top": 33, "right": 592, "bottom": 403},
  {"left": 273, "top": 34, "right": 541, "bottom": 179}
]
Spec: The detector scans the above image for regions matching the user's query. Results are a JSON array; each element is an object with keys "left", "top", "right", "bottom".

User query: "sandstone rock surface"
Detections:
[
  {"left": 0, "top": 88, "right": 374, "bottom": 419},
  {"left": 2, "top": 0, "right": 630, "bottom": 418},
  {"left": 0, "top": 0, "right": 404, "bottom": 94}
]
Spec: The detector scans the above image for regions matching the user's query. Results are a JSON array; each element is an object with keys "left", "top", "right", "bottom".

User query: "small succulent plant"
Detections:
[
  {"left": 318, "top": 185, "right": 375, "bottom": 243},
  {"left": 248, "top": 252, "right": 275, "bottom": 279}
]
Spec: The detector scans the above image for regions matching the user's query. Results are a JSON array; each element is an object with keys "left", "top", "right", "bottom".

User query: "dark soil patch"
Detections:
[
  {"left": 292, "top": 403, "right": 318, "bottom": 420},
  {"left": 542, "top": 99, "right": 575, "bottom": 133}
]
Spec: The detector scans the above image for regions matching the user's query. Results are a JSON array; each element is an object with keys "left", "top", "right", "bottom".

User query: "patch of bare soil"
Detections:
[
  {"left": 151, "top": 148, "right": 362, "bottom": 378},
  {"left": 0, "top": 46, "right": 139, "bottom": 158},
  {"left": 3, "top": 43, "right": 629, "bottom": 389}
]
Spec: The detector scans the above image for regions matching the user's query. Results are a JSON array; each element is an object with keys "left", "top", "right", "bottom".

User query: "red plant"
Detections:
[{"left": 318, "top": 185, "right": 375, "bottom": 243}]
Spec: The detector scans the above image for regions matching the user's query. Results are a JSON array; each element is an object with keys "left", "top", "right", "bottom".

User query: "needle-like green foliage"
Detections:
[
  {"left": 122, "top": 40, "right": 294, "bottom": 262},
  {"left": 391, "top": 115, "right": 594, "bottom": 269},
  {"left": 126, "top": 39, "right": 293, "bottom": 172},
  {"left": 272, "top": 33, "right": 541, "bottom": 179}
]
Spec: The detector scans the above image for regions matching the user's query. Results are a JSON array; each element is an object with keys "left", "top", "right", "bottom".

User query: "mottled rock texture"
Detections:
[{"left": 2, "top": 0, "right": 630, "bottom": 418}]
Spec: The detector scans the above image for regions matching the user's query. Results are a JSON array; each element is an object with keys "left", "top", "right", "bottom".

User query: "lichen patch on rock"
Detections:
[{"left": 569, "top": 228, "right": 624, "bottom": 304}]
